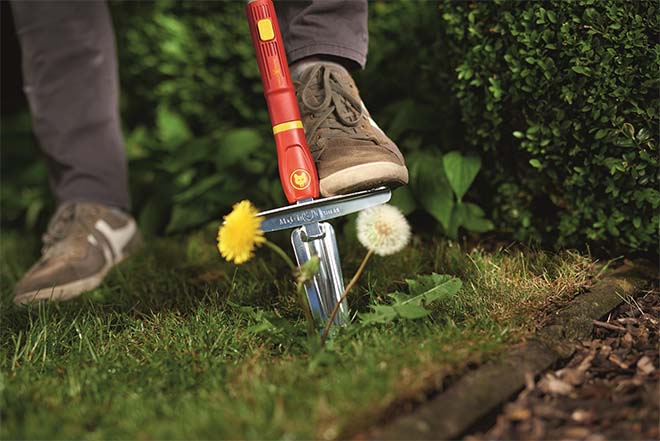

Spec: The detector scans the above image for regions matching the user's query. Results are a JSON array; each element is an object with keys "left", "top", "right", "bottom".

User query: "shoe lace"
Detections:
[
  {"left": 296, "top": 64, "right": 377, "bottom": 159},
  {"left": 41, "top": 203, "right": 86, "bottom": 253}
]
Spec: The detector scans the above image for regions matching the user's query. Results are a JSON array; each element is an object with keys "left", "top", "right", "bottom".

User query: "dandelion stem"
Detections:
[
  {"left": 321, "top": 249, "right": 374, "bottom": 345},
  {"left": 297, "top": 281, "right": 317, "bottom": 336},
  {"left": 263, "top": 240, "right": 296, "bottom": 270},
  {"left": 263, "top": 240, "right": 315, "bottom": 334}
]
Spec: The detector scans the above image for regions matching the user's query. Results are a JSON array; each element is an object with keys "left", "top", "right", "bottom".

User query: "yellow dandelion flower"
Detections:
[{"left": 217, "top": 200, "right": 266, "bottom": 264}]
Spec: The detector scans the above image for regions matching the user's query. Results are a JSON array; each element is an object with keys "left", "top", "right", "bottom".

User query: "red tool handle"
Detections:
[{"left": 246, "top": 0, "right": 319, "bottom": 203}]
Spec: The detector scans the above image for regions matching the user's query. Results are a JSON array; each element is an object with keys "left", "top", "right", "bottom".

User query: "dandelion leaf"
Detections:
[
  {"left": 401, "top": 273, "right": 462, "bottom": 305},
  {"left": 393, "top": 303, "right": 431, "bottom": 319},
  {"left": 360, "top": 305, "right": 399, "bottom": 324},
  {"left": 361, "top": 273, "right": 462, "bottom": 325}
]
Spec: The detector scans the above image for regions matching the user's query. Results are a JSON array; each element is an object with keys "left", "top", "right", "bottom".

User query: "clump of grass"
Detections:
[{"left": 0, "top": 228, "right": 596, "bottom": 440}]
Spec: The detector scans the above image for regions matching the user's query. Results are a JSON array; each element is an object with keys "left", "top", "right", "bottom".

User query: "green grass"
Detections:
[{"left": 0, "top": 224, "right": 596, "bottom": 439}]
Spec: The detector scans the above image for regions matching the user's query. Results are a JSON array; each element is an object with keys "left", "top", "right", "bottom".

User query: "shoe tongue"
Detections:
[
  {"left": 44, "top": 203, "right": 99, "bottom": 250},
  {"left": 48, "top": 203, "right": 76, "bottom": 233}
]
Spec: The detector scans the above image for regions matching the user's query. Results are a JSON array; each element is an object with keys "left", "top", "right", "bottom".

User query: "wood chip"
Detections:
[
  {"left": 636, "top": 355, "right": 655, "bottom": 375},
  {"left": 506, "top": 404, "right": 531, "bottom": 421},
  {"left": 563, "top": 426, "right": 592, "bottom": 438},
  {"left": 622, "top": 332, "right": 634, "bottom": 345},
  {"left": 608, "top": 353, "right": 631, "bottom": 369},
  {"left": 616, "top": 317, "right": 640, "bottom": 324},
  {"left": 533, "top": 404, "right": 569, "bottom": 420},
  {"left": 571, "top": 409, "right": 596, "bottom": 423},
  {"left": 598, "top": 344, "right": 612, "bottom": 358},
  {"left": 524, "top": 371, "right": 535, "bottom": 391},
  {"left": 538, "top": 374, "right": 573, "bottom": 396},
  {"left": 593, "top": 320, "right": 627, "bottom": 332}
]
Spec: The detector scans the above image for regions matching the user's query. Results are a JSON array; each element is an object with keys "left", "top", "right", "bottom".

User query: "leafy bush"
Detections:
[
  {"left": 112, "top": 2, "right": 283, "bottom": 234},
  {"left": 441, "top": 0, "right": 659, "bottom": 252},
  {"left": 362, "top": 0, "right": 659, "bottom": 253}
]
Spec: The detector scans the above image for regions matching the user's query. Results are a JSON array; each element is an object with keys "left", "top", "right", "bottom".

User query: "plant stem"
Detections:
[
  {"left": 297, "top": 281, "right": 316, "bottom": 336},
  {"left": 321, "top": 249, "right": 374, "bottom": 346},
  {"left": 263, "top": 240, "right": 315, "bottom": 335},
  {"left": 263, "top": 240, "right": 296, "bottom": 270}
]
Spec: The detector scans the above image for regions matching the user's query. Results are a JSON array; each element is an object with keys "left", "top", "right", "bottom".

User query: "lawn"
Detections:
[{"left": 1, "top": 224, "right": 596, "bottom": 439}]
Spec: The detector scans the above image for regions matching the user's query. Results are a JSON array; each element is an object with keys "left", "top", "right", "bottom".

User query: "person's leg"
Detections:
[
  {"left": 276, "top": 0, "right": 408, "bottom": 196},
  {"left": 276, "top": 0, "right": 368, "bottom": 69},
  {"left": 10, "top": 1, "right": 141, "bottom": 305},
  {"left": 10, "top": 0, "right": 130, "bottom": 210}
]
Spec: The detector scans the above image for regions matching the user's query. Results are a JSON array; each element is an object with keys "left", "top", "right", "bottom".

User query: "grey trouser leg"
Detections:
[
  {"left": 276, "top": 0, "right": 369, "bottom": 68},
  {"left": 10, "top": 1, "right": 130, "bottom": 210}
]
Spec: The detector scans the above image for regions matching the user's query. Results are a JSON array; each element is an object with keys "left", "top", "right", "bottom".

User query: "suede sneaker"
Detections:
[
  {"left": 13, "top": 202, "right": 142, "bottom": 305},
  {"left": 293, "top": 61, "right": 408, "bottom": 196}
]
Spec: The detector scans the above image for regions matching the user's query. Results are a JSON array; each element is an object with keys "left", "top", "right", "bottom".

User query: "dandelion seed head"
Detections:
[{"left": 356, "top": 204, "right": 411, "bottom": 256}]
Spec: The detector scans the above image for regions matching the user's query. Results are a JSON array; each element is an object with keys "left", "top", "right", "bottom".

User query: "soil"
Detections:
[{"left": 467, "top": 288, "right": 659, "bottom": 441}]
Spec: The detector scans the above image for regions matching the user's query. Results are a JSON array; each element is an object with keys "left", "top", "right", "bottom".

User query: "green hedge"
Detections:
[
  {"left": 361, "top": 0, "right": 659, "bottom": 253},
  {"left": 2, "top": 0, "right": 658, "bottom": 253},
  {"left": 112, "top": 2, "right": 279, "bottom": 234},
  {"left": 440, "top": 0, "right": 659, "bottom": 252}
]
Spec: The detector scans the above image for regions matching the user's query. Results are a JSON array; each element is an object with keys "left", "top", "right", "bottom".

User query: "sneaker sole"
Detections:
[
  {"left": 13, "top": 268, "right": 111, "bottom": 305},
  {"left": 319, "top": 161, "right": 409, "bottom": 197},
  {"left": 12, "top": 245, "right": 138, "bottom": 306}
]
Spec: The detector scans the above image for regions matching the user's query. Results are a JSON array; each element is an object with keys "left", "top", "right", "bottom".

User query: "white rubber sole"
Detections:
[
  {"left": 13, "top": 253, "right": 130, "bottom": 306},
  {"left": 319, "top": 161, "right": 409, "bottom": 197},
  {"left": 13, "top": 269, "right": 110, "bottom": 305}
]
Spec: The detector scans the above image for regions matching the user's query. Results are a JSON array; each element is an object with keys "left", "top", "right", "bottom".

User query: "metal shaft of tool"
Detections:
[{"left": 291, "top": 222, "right": 349, "bottom": 327}]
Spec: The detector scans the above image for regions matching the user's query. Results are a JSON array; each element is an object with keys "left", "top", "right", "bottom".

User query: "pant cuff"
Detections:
[{"left": 286, "top": 43, "right": 367, "bottom": 69}]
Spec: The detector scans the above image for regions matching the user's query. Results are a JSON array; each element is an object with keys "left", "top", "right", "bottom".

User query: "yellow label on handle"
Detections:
[
  {"left": 273, "top": 120, "right": 303, "bottom": 135},
  {"left": 257, "top": 19, "right": 274, "bottom": 41}
]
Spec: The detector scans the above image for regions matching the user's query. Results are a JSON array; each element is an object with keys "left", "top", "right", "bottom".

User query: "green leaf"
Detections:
[
  {"left": 446, "top": 202, "right": 467, "bottom": 239},
  {"left": 389, "top": 186, "right": 417, "bottom": 215},
  {"left": 166, "top": 203, "right": 213, "bottom": 233},
  {"left": 409, "top": 152, "right": 454, "bottom": 229},
  {"left": 462, "top": 203, "right": 495, "bottom": 233},
  {"left": 138, "top": 192, "right": 171, "bottom": 237},
  {"left": 425, "top": 190, "right": 454, "bottom": 230},
  {"left": 594, "top": 128, "right": 609, "bottom": 140},
  {"left": 529, "top": 159, "right": 542, "bottom": 168},
  {"left": 442, "top": 151, "right": 482, "bottom": 201},
  {"left": 156, "top": 105, "right": 192, "bottom": 149},
  {"left": 360, "top": 305, "right": 398, "bottom": 324},
  {"left": 401, "top": 273, "right": 462, "bottom": 305},
  {"left": 173, "top": 175, "right": 223, "bottom": 203},
  {"left": 636, "top": 128, "right": 651, "bottom": 143},
  {"left": 393, "top": 303, "right": 431, "bottom": 319},
  {"left": 159, "top": 138, "right": 213, "bottom": 173},
  {"left": 385, "top": 99, "right": 437, "bottom": 140},
  {"left": 571, "top": 65, "right": 592, "bottom": 76},
  {"left": 215, "top": 128, "right": 263, "bottom": 169},
  {"left": 360, "top": 274, "right": 462, "bottom": 325}
]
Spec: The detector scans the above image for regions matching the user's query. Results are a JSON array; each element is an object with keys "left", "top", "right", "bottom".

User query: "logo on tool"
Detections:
[{"left": 290, "top": 169, "right": 311, "bottom": 190}]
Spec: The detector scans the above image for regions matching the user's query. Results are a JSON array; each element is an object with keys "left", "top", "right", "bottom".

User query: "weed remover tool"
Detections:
[{"left": 246, "top": 0, "right": 390, "bottom": 328}]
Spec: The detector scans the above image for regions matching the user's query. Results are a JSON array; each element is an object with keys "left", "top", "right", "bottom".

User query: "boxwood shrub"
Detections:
[
  {"left": 363, "top": 0, "right": 659, "bottom": 253},
  {"left": 439, "top": 0, "right": 659, "bottom": 252}
]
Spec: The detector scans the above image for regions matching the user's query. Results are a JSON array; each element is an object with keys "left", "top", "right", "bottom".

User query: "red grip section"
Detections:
[
  {"left": 246, "top": 0, "right": 319, "bottom": 202},
  {"left": 274, "top": 129, "right": 319, "bottom": 202}
]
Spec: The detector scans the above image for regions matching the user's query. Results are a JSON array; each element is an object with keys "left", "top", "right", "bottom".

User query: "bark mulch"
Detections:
[{"left": 467, "top": 288, "right": 659, "bottom": 441}]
